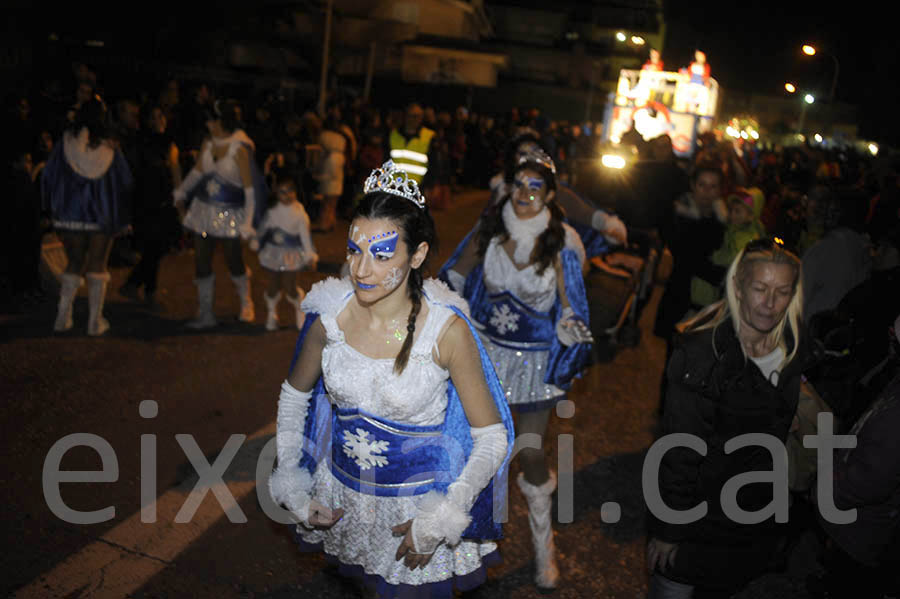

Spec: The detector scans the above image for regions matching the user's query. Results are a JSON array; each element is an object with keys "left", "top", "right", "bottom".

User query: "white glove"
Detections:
[
  {"left": 410, "top": 422, "right": 508, "bottom": 553},
  {"left": 173, "top": 168, "right": 203, "bottom": 205},
  {"left": 239, "top": 187, "right": 257, "bottom": 240},
  {"left": 268, "top": 380, "right": 314, "bottom": 526},
  {"left": 556, "top": 306, "right": 594, "bottom": 346},
  {"left": 446, "top": 269, "right": 466, "bottom": 293},
  {"left": 591, "top": 210, "right": 627, "bottom": 246}
]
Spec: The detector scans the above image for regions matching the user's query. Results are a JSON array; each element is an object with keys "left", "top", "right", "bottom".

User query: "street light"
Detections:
[
  {"left": 616, "top": 32, "right": 626, "bottom": 42},
  {"left": 785, "top": 82, "right": 796, "bottom": 93},
  {"left": 802, "top": 43, "right": 840, "bottom": 103},
  {"left": 631, "top": 36, "right": 645, "bottom": 45},
  {"left": 798, "top": 93, "right": 815, "bottom": 134}
]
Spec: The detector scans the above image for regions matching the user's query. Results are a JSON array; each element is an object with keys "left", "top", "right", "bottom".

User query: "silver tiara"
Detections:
[
  {"left": 517, "top": 147, "right": 557, "bottom": 175},
  {"left": 363, "top": 160, "right": 426, "bottom": 209}
]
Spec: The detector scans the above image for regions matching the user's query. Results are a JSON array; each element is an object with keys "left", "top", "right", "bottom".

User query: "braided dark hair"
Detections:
[
  {"left": 353, "top": 191, "right": 436, "bottom": 374},
  {"left": 477, "top": 159, "right": 565, "bottom": 275},
  {"left": 69, "top": 97, "right": 109, "bottom": 148}
]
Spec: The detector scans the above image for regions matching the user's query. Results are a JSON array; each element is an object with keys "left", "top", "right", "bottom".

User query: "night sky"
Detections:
[
  {"left": 665, "top": 0, "right": 892, "bottom": 142},
  {"left": 10, "top": 2, "right": 898, "bottom": 144}
]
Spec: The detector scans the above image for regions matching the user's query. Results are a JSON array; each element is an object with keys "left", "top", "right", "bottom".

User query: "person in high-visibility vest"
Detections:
[{"left": 388, "top": 103, "right": 434, "bottom": 186}]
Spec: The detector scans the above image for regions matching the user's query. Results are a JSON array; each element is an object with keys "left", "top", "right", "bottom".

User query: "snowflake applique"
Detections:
[
  {"left": 489, "top": 304, "right": 520, "bottom": 335},
  {"left": 342, "top": 428, "right": 390, "bottom": 470},
  {"left": 206, "top": 179, "right": 221, "bottom": 197},
  {"left": 273, "top": 231, "right": 285, "bottom": 244},
  {"left": 381, "top": 267, "right": 403, "bottom": 290}
]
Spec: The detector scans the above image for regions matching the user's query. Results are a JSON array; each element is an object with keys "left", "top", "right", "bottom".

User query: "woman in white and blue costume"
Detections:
[
  {"left": 269, "top": 160, "right": 514, "bottom": 598},
  {"left": 439, "top": 148, "right": 593, "bottom": 591},
  {"left": 42, "top": 97, "right": 133, "bottom": 336},
  {"left": 172, "top": 99, "right": 267, "bottom": 328}
]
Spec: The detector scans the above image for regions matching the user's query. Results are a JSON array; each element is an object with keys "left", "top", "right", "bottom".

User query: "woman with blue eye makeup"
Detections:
[
  {"left": 269, "top": 160, "right": 514, "bottom": 598},
  {"left": 440, "top": 148, "right": 593, "bottom": 591}
]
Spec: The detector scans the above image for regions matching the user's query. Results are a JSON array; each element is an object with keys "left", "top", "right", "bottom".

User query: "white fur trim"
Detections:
[
  {"left": 268, "top": 465, "right": 313, "bottom": 525},
  {"left": 301, "top": 277, "right": 353, "bottom": 316},
  {"left": 412, "top": 490, "right": 471, "bottom": 552},
  {"left": 423, "top": 278, "right": 470, "bottom": 317},
  {"left": 63, "top": 129, "right": 115, "bottom": 179}
]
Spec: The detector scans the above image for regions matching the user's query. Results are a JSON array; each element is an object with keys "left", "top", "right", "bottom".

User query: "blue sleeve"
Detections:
[{"left": 288, "top": 313, "right": 331, "bottom": 475}]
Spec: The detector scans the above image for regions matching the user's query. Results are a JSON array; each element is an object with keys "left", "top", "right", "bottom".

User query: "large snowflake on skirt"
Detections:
[
  {"left": 342, "top": 428, "right": 390, "bottom": 470},
  {"left": 489, "top": 304, "right": 520, "bottom": 335}
]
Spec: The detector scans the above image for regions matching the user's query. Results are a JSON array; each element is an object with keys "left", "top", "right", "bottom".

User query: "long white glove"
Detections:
[
  {"left": 446, "top": 269, "right": 466, "bottom": 294},
  {"left": 591, "top": 210, "right": 627, "bottom": 246},
  {"left": 268, "top": 380, "right": 314, "bottom": 526},
  {"left": 173, "top": 168, "right": 203, "bottom": 204},
  {"left": 239, "top": 187, "right": 256, "bottom": 240},
  {"left": 410, "top": 422, "right": 508, "bottom": 553},
  {"left": 556, "top": 306, "right": 594, "bottom": 346}
]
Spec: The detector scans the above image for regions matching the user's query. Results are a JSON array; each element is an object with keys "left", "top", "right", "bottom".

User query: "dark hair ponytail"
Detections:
[
  {"left": 353, "top": 191, "right": 436, "bottom": 374},
  {"left": 69, "top": 97, "right": 108, "bottom": 148}
]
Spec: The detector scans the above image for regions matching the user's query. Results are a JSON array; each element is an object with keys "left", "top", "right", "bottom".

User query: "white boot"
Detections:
[
  {"left": 85, "top": 272, "right": 111, "bottom": 336},
  {"left": 187, "top": 274, "right": 217, "bottom": 329},
  {"left": 517, "top": 471, "right": 560, "bottom": 591},
  {"left": 264, "top": 292, "right": 281, "bottom": 331},
  {"left": 54, "top": 273, "right": 84, "bottom": 332},
  {"left": 231, "top": 269, "right": 255, "bottom": 322},
  {"left": 286, "top": 288, "right": 307, "bottom": 330}
]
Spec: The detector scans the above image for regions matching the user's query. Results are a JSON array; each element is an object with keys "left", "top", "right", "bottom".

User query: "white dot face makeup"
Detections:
[
  {"left": 346, "top": 218, "right": 411, "bottom": 299},
  {"left": 511, "top": 169, "right": 550, "bottom": 219}
]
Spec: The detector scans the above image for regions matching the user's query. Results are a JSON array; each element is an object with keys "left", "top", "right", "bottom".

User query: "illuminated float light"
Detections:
[
  {"left": 797, "top": 134, "right": 806, "bottom": 142},
  {"left": 804, "top": 94, "right": 815, "bottom": 104},
  {"left": 631, "top": 36, "right": 645, "bottom": 45},
  {"left": 750, "top": 130, "right": 759, "bottom": 140},
  {"left": 802, "top": 44, "right": 816, "bottom": 56},
  {"left": 610, "top": 135, "right": 621, "bottom": 144},
  {"left": 869, "top": 143, "right": 879, "bottom": 156},
  {"left": 601, "top": 155, "right": 626, "bottom": 169},
  {"left": 726, "top": 126, "right": 739, "bottom": 138},
  {"left": 814, "top": 133, "right": 823, "bottom": 143},
  {"left": 616, "top": 32, "right": 627, "bottom": 42},
  {"left": 740, "top": 131, "right": 749, "bottom": 140},
  {"left": 785, "top": 83, "right": 796, "bottom": 93}
]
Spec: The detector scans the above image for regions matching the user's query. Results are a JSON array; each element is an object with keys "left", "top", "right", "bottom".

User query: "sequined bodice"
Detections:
[
  {"left": 305, "top": 278, "right": 461, "bottom": 426},
  {"left": 484, "top": 239, "right": 558, "bottom": 312}
]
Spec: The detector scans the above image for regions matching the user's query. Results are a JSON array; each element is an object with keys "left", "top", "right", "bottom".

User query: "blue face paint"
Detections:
[
  {"left": 347, "top": 239, "right": 362, "bottom": 254},
  {"left": 368, "top": 231, "right": 399, "bottom": 260}
]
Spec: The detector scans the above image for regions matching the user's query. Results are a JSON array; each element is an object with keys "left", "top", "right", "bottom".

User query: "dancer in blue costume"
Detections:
[
  {"left": 269, "top": 161, "right": 514, "bottom": 598},
  {"left": 440, "top": 148, "right": 593, "bottom": 591},
  {"left": 42, "top": 97, "right": 133, "bottom": 336},
  {"left": 488, "top": 129, "right": 627, "bottom": 256},
  {"left": 172, "top": 99, "right": 267, "bottom": 328}
]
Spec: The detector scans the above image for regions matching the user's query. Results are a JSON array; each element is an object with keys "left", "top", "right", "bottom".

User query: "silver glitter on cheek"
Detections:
[{"left": 381, "top": 267, "right": 403, "bottom": 290}]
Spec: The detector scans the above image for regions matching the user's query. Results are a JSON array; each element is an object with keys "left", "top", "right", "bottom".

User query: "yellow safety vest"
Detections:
[{"left": 389, "top": 127, "right": 434, "bottom": 183}]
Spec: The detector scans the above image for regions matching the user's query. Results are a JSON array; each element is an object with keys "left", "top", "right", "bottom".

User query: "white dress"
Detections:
[
  {"left": 256, "top": 201, "right": 316, "bottom": 272},
  {"left": 297, "top": 277, "right": 498, "bottom": 587},
  {"left": 479, "top": 224, "right": 586, "bottom": 407},
  {"left": 182, "top": 130, "right": 254, "bottom": 238}
]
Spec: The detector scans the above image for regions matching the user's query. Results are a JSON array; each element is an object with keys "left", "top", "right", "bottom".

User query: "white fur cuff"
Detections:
[
  {"left": 412, "top": 491, "right": 472, "bottom": 552},
  {"left": 268, "top": 465, "right": 314, "bottom": 525}
]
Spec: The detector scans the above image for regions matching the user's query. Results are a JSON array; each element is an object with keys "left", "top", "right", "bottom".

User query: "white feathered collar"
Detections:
[
  {"left": 210, "top": 129, "right": 255, "bottom": 151},
  {"left": 501, "top": 199, "right": 550, "bottom": 265},
  {"left": 301, "top": 276, "right": 469, "bottom": 319},
  {"left": 63, "top": 128, "right": 115, "bottom": 179}
]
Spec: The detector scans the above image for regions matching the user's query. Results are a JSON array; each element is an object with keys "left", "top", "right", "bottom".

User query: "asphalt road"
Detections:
[{"left": 2, "top": 190, "right": 818, "bottom": 598}]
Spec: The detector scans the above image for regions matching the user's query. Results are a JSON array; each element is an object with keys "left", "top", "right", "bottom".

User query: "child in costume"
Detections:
[
  {"left": 42, "top": 97, "right": 133, "bottom": 336},
  {"left": 249, "top": 171, "right": 317, "bottom": 331},
  {"left": 440, "top": 148, "right": 594, "bottom": 591},
  {"left": 172, "top": 99, "right": 267, "bottom": 328},
  {"left": 269, "top": 160, "right": 514, "bottom": 598},
  {"left": 691, "top": 187, "right": 765, "bottom": 307}
]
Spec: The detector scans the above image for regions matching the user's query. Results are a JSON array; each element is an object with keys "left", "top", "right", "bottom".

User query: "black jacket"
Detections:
[{"left": 650, "top": 318, "right": 814, "bottom": 545}]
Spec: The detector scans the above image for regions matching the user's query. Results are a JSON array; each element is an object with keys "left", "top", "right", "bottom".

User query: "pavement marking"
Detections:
[{"left": 17, "top": 422, "right": 276, "bottom": 599}]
